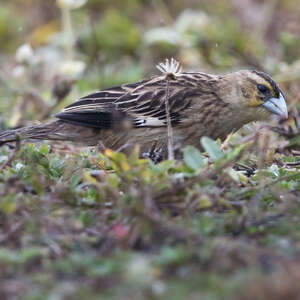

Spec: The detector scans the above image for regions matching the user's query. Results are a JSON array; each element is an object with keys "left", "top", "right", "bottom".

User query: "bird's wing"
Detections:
[{"left": 55, "top": 73, "right": 216, "bottom": 129}]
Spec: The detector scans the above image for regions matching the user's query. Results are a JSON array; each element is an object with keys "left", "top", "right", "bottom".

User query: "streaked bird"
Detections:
[{"left": 0, "top": 59, "right": 288, "bottom": 159}]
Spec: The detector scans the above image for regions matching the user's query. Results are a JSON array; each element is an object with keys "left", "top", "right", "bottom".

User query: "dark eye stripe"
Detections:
[
  {"left": 253, "top": 70, "right": 280, "bottom": 98},
  {"left": 257, "top": 84, "right": 270, "bottom": 94}
]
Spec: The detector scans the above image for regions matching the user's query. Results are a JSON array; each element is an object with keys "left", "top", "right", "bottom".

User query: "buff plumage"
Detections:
[{"left": 0, "top": 59, "right": 288, "bottom": 159}]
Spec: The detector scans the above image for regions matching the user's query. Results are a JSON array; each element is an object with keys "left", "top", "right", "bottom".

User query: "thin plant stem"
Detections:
[
  {"left": 164, "top": 76, "right": 174, "bottom": 160},
  {"left": 61, "top": 5, "right": 74, "bottom": 60}
]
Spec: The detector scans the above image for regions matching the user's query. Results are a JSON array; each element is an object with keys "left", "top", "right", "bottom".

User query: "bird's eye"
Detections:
[{"left": 257, "top": 84, "right": 270, "bottom": 94}]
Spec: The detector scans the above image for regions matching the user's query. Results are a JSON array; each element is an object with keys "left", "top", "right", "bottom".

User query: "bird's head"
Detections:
[{"left": 222, "top": 70, "right": 288, "bottom": 121}]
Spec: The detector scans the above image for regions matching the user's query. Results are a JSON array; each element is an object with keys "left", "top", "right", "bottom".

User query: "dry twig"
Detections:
[{"left": 157, "top": 58, "right": 182, "bottom": 160}]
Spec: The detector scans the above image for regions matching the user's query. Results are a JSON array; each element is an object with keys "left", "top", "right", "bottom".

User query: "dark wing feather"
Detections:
[
  {"left": 55, "top": 112, "right": 116, "bottom": 129},
  {"left": 55, "top": 72, "right": 217, "bottom": 129}
]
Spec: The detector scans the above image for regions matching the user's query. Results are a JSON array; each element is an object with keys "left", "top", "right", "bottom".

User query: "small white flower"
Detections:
[
  {"left": 15, "top": 163, "right": 24, "bottom": 171},
  {"left": 59, "top": 60, "right": 86, "bottom": 78},
  {"left": 57, "top": 0, "right": 87, "bottom": 9},
  {"left": 156, "top": 58, "right": 182, "bottom": 76},
  {"left": 15, "top": 43, "right": 34, "bottom": 64}
]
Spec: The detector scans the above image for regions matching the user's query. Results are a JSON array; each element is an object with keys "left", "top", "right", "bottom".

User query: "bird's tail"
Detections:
[
  {"left": 0, "top": 120, "right": 100, "bottom": 146},
  {"left": 0, "top": 121, "right": 60, "bottom": 145}
]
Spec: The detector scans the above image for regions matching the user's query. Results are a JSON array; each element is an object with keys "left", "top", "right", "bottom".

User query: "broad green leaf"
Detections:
[
  {"left": 183, "top": 146, "right": 206, "bottom": 170},
  {"left": 70, "top": 170, "right": 83, "bottom": 188},
  {"left": 201, "top": 137, "right": 224, "bottom": 161}
]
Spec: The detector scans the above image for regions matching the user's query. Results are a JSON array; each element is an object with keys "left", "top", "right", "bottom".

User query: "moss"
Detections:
[
  {"left": 79, "top": 9, "right": 141, "bottom": 61},
  {"left": 0, "top": 6, "right": 24, "bottom": 53}
]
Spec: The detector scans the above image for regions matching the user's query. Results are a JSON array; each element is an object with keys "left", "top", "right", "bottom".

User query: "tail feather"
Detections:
[{"left": 0, "top": 120, "right": 101, "bottom": 146}]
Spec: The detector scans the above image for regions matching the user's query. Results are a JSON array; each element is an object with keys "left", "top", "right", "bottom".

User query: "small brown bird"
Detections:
[{"left": 0, "top": 59, "right": 288, "bottom": 159}]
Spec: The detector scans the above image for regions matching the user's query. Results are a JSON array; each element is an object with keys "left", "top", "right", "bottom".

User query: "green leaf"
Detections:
[
  {"left": 201, "top": 137, "right": 224, "bottom": 161},
  {"left": 70, "top": 170, "right": 83, "bottom": 188},
  {"left": 289, "top": 135, "right": 300, "bottom": 146},
  {"left": 157, "top": 246, "right": 190, "bottom": 266},
  {"left": 39, "top": 144, "right": 50, "bottom": 155},
  {"left": 183, "top": 146, "right": 206, "bottom": 170}
]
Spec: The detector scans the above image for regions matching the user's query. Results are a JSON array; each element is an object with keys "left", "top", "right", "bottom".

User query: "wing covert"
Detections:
[{"left": 55, "top": 73, "right": 209, "bottom": 129}]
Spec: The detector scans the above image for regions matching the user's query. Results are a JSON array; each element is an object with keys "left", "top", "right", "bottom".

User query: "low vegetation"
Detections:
[{"left": 0, "top": 1, "right": 299, "bottom": 299}]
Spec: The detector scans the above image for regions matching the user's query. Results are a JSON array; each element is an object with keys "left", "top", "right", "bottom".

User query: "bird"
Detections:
[{"left": 0, "top": 59, "right": 288, "bottom": 160}]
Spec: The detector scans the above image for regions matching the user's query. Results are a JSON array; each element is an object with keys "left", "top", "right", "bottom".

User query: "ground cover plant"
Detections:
[{"left": 0, "top": 0, "right": 299, "bottom": 299}]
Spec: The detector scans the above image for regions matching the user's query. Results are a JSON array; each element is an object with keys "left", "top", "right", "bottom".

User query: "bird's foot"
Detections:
[{"left": 142, "top": 140, "right": 164, "bottom": 164}]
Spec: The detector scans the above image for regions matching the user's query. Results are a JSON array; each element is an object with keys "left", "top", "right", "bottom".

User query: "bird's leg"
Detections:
[
  {"left": 148, "top": 140, "right": 158, "bottom": 158},
  {"left": 96, "top": 140, "right": 107, "bottom": 153},
  {"left": 141, "top": 140, "right": 163, "bottom": 164},
  {"left": 173, "top": 143, "right": 183, "bottom": 159}
]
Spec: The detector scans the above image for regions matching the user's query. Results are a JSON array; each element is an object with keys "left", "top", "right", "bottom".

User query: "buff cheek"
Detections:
[
  {"left": 241, "top": 86, "right": 263, "bottom": 107},
  {"left": 248, "top": 92, "right": 264, "bottom": 107}
]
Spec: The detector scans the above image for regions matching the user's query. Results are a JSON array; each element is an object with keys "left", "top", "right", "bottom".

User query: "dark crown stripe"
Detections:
[{"left": 252, "top": 70, "right": 281, "bottom": 98}]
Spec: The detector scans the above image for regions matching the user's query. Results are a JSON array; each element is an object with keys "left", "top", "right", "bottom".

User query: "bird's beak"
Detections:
[{"left": 262, "top": 93, "right": 288, "bottom": 119}]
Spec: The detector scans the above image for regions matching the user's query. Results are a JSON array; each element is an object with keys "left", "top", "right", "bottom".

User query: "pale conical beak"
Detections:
[{"left": 262, "top": 93, "right": 288, "bottom": 119}]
